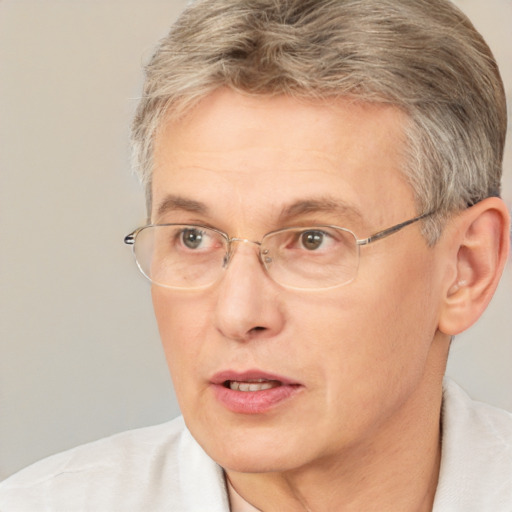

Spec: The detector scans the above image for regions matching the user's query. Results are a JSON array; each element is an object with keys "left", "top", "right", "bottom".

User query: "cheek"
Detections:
[
  {"left": 348, "top": 247, "right": 440, "bottom": 379},
  {"left": 297, "top": 249, "right": 439, "bottom": 406},
  {"left": 151, "top": 289, "right": 211, "bottom": 397},
  {"left": 359, "top": 237, "right": 439, "bottom": 321}
]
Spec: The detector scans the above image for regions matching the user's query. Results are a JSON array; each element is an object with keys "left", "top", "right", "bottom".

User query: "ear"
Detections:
[{"left": 438, "top": 197, "right": 510, "bottom": 336}]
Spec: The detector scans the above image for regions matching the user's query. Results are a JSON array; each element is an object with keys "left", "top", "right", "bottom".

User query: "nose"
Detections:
[{"left": 214, "top": 241, "right": 285, "bottom": 342}]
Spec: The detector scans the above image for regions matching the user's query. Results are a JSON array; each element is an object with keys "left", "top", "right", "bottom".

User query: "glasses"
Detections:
[{"left": 124, "top": 211, "right": 433, "bottom": 290}]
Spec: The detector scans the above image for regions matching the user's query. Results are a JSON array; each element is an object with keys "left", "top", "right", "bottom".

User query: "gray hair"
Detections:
[{"left": 131, "top": 0, "right": 507, "bottom": 242}]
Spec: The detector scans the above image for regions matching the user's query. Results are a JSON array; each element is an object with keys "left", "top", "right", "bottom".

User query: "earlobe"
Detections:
[{"left": 438, "top": 197, "right": 510, "bottom": 336}]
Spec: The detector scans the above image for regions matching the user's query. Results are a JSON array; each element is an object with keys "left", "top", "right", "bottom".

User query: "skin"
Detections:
[{"left": 149, "top": 88, "right": 507, "bottom": 511}]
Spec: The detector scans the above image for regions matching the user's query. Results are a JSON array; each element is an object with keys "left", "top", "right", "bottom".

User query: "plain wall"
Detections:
[{"left": 1, "top": 0, "right": 511, "bottom": 480}]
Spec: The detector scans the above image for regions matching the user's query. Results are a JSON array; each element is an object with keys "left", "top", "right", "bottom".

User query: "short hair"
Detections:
[{"left": 131, "top": 0, "right": 507, "bottom": 242}]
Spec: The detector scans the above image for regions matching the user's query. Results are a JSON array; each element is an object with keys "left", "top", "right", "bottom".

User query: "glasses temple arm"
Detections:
[{"left": 356, "top": 211, "right": 434, "bottom": 246}]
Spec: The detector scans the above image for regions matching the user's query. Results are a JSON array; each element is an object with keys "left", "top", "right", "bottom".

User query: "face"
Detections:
[{"left": 151, "top": 89, "right": 447, "bottom": 474}]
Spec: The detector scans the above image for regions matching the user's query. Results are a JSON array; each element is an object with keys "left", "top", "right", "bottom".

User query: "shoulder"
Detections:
[
  {"left": 0, "top": 416, "right": 230, "bottom": 511},
  {"left": 442, "top": 378, "right": 512, "bottom": 447},
  {"left": 434, "top": 379, "right": 512, "bottom": 510},
  {"left": 2, "top": 417, "right": 188, "bottom": 487}
]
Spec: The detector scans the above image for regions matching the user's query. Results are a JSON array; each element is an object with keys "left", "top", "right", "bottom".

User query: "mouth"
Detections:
[
  {"left": 211, "top": 370, "right": 302, "bottom": 414},
  {"left": 223, "top": 379, "right": 282, "bottom": 392}
]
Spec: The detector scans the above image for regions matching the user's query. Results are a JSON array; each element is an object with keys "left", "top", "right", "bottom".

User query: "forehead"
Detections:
[{"left": 152, "top": 89, "right": 415, "bottom": 228}]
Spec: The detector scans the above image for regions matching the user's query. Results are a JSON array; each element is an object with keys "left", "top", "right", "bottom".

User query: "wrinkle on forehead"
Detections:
[{"left": 152, "top": 90, "right": 415, "bottom": 232}]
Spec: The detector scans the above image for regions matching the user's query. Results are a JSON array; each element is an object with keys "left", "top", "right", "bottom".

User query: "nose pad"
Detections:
[
  {"left": 221, "top": 240, "right": 242, "bottom": 269},
  {"left": 261, "top": 248, "right": 273, "bottom": 266}
]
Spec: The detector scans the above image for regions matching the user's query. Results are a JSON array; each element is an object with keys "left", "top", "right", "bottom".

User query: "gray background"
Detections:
[{"left": 1, "top": 0, "right": 511, "bottom": 480}]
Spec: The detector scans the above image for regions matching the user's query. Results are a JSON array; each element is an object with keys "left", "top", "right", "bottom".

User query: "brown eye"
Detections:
[{"left": 300, "top": 231, "right": 325, "bottom": 250}]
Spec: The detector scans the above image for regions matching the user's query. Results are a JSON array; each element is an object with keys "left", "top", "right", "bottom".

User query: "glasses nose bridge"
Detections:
[
  {"left": 224, "top": 236, "right": 266, "bottom": 268},
  {"left": 228, "top": 236, "right": 262, "bottom": 247}
]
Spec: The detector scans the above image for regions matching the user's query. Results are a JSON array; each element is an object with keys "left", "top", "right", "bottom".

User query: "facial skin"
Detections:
[{"left": 151, "top": 89, "right": 453, "bottom": 510}]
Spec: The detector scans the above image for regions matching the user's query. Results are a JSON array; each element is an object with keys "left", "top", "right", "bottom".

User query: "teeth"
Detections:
[{"left": 228, "top": 380, "right": 280, "bottom": 392}]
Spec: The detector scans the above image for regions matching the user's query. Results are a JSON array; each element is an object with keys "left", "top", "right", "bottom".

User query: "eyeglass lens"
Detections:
[{"left": 132, "top": 225, "right": 360, "bottom": 290}]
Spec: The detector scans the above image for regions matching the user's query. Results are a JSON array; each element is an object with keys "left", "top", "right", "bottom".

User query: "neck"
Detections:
[{"left": 226, "top": 340, "right": 448, "bottom": 512}]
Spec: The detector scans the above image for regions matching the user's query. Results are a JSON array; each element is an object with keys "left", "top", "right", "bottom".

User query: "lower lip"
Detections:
[{"left": 212, "top": 383, "right": 302, "bottom": 414}]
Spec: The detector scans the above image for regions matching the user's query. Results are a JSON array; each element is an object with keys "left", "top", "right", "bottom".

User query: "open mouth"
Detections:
[
  {"left": 223, "top": 379, "right": 282, "bottom": 392},
  {"left": 212, "top": 371, "right": 302, "bottom": 413}
]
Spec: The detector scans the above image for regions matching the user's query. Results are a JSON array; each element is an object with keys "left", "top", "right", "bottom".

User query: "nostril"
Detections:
[{"left": 250, "top": 326, "right": 266, "bottom": 333}]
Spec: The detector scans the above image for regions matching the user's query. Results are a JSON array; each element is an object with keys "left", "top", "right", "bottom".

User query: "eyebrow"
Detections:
[
  {"left": 154, "top": 194, "right": 363, "bottom": 227},
  {"left": 155, "top": 194, "right": 209, "bottom": 219},
  {"left": 278, "top": 198, "right": 363, "bottom": 225}
]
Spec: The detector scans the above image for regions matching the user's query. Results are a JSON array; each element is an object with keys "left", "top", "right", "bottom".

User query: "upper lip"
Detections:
[{"left": 210, "top": 369, "right": 301, "bottom": 386}]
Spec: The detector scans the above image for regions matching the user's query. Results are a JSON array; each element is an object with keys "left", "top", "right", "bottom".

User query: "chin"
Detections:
[
  {"left": 193, "top": 425, "right": 312, "bottom": 474},
  {"left": 215, "top": 450, "right": 303, "bottom": 474}
]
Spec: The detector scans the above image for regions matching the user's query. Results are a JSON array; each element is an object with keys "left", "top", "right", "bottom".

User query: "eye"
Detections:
[
  {"left": 299, "top": 230, "right": 328, "bottom": 251},
  {"left": 181, "top": 228, "right": 206, "bottom": 249}
]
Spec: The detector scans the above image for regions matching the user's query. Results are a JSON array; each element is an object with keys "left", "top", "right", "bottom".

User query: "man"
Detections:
[{"left": 1, "top": 0, "right": 510, "bottom": 510}]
